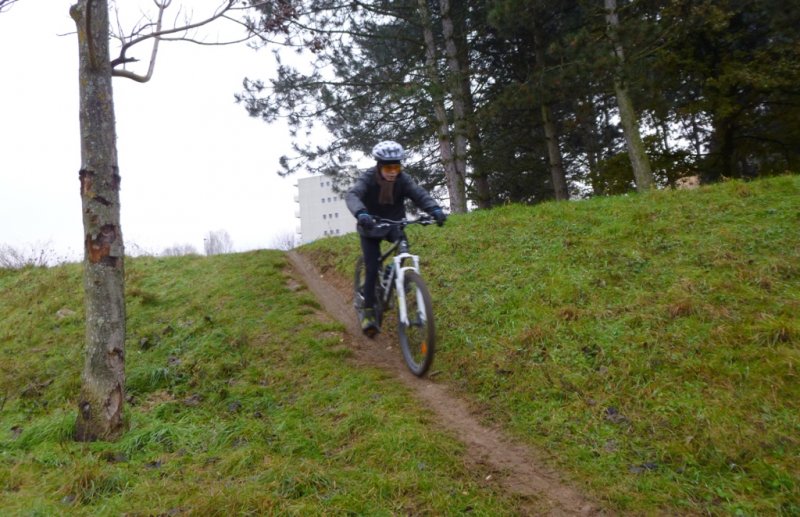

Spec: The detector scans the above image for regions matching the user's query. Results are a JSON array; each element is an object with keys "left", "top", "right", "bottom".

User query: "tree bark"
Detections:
[
  {"left": 534, "top": 31, "right": 569, "bottom": 201},
  {"left": 417, "top": 0, "right": 467, "bottom": 213},
  {"left": 604, "top": 0, "right": 655, "bottom": 192},
  {"left": 577, "top": 96, "right": 602, "bottom": 194},
  {"left": 540, "top": 103, "right": 570, "bottom": 200},
  {"left": 71, "top": 0, "right": 127, "bottom": 441},
  {"left": 449, "top": 0, "right": 491, "bottom": 208},
  {"left": 707, "top": 114, "right": 736, "bottom": 181},
  {"left": 689, "top": 111, "right": 703, "bottom": 162},
  {"left": 438, "top": 0, "right": 469, "bottom": 211},
  {"left": 461, "top": 80, "right": 491, "bottom": 208}
]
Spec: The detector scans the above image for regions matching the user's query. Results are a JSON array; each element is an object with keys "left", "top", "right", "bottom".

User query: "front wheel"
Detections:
[{"left": 397, "top": 270, "right": 435, "bottom": 376}]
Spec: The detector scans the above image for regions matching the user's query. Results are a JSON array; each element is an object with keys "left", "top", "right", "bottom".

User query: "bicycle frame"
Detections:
[
  {"left": 382, "top": 248, "right": 423, "bottom": 327},
  {"left": 355, "top": 214, "right": 439, "bottom": 376},
  {"left": 374, "top": 219, "right": 431, "bottom": 326}
]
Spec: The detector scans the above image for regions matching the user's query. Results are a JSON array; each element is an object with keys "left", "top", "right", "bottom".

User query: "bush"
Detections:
[{"left": 0, "top": 243, "right": 65, "bottom": 269}]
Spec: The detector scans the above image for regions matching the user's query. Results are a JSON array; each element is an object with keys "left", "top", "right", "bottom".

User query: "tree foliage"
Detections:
[
  {"left": 240, "top": 0, "right": 800, "bottom": 204},
  {"left": 239, "top": 1, "right": 444, "bottom": 191}
]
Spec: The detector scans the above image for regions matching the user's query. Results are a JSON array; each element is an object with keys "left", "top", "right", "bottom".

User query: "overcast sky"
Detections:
[{"left": 0, "top": 0, "right": 309, "bottom": 261}]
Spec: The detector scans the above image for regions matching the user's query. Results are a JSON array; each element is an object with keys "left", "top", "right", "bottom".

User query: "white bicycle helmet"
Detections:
[{"left": 372, "top": 140, "right": 405, "bottom": 162}]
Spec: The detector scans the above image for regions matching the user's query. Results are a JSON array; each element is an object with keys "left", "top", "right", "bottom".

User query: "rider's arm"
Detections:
[
  {"left": 345, "top": 171, "right": 371, "bottom": 217},
  {"left": 400, "top": 174, "right": 441, "bottom": 215}
]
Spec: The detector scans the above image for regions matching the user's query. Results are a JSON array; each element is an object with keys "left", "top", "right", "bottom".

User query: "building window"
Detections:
[
  {"left": 323, "top": 214, "right": 326, "bottom": 219},
  {"left": 321, "top": 198, "right": 325, "bottom": 203},
  {"left": 335, "top": 212, "right": 339, "bottom": 218}
]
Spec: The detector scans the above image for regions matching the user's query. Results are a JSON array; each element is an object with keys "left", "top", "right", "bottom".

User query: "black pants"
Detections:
[{"left": 360, "top": 231, "right": 399, "bottom": 309}]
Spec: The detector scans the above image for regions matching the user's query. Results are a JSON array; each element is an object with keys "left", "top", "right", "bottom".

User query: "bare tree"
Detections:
[
  {"left": 161, "top": 243, "right": 199, "bottom": 256},
  {"left": 269, "top": 232, "right": 296, "bottom": 251},
  {"left": 204, "top": 230, "right": 234, "bottom": 255},
  {"left": 69, "top": 0, "right": 245, "bottom": 441},
  {"left": 70, "top": 0, "right": 127, "bottom": 441},
  {"left": 0, "top": 243, "right": 62, "bottom": 269},
  {"left": 125, "top": 241, "right": 157, "bottom": 257}
]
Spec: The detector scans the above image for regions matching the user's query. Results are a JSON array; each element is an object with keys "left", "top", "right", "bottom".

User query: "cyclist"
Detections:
[{"left": 345, "top": 140, "right": 447, "bottom": 336}]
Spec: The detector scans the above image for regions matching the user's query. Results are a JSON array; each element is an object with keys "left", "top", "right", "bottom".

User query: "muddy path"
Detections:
[{"left": 287, "top": 251, "right": 602, "bottom": 516}]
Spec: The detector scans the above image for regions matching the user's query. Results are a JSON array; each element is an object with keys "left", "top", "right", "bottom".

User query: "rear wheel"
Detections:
[{"left": 397, "top": 270, "right": 435, "bottom": 376}]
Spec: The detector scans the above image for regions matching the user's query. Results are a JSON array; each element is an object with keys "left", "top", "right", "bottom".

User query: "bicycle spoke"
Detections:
[{"left": 398, "top": 271, "right": 435, "bottom": 376}]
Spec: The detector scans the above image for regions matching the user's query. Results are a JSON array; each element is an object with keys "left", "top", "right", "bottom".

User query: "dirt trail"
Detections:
[{"left": 288, "top": 251, "right": 602, "bottom": 516}]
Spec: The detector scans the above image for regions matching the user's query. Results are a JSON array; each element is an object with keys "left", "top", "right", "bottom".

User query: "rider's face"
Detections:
[{"left": 380, "top": 163, "right": 401, "bottom": 182}]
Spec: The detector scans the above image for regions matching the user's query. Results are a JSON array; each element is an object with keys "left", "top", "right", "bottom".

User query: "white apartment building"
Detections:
[{"left": 294, "top": 175, "right": 356, "bottom": 245}]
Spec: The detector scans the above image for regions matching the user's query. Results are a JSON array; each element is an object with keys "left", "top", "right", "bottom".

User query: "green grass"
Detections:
[
  {"left": 302, "top": 175, "right": 800, "bottom": 515},
  {"left": 0, "top": 252, "right": 516, "bottom": 514}
]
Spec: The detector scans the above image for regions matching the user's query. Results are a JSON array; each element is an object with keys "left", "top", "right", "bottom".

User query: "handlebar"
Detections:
[{"left": 372, "top": 215, "right": 436, "bottom": 229}]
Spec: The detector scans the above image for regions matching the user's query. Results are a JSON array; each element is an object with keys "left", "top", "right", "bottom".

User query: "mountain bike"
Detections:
[{"left": 353, "top": 216, "right": 437, "bottom": 376}]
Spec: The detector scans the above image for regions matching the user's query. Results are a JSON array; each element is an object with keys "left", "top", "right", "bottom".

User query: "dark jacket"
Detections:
[{"left": 345, "top": 167, "right": 440, "bottom": 238}]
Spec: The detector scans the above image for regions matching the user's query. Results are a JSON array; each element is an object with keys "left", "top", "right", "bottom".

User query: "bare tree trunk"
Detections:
[
  {"left": 449, "top": 0, "right": 491, "bottom": 208},
  {"left": 438, "top": 0, "right": 469, "bottom": 211},
  {"left": 659, "top": 120, "right": 671, "bottom": 154},
  {"left": 71, "top": 0, "right": 127, "bottom": 441},
  {"left": 533, "top": 31, "right": 569, "bottom": 201},
  {"left": 461, "top": 81, "right": 491, "bottom": 208},
  {"left": 540, "top": 103, "right": 570, "bottom": 200},
  {"left": 577, "top": 96, "right": 602, "bottom": 194},
  {"left": 689, "top": 111, "right": 703, "bottom": 161},
  {"left": 417, "top": 0, "right": 467, "bottom": 213},
  {"left": 708, "top": 114, "right": 736, "bottom": 181},
  {"left": 604, "top": 0, "right": 655, "bottom": 192}
]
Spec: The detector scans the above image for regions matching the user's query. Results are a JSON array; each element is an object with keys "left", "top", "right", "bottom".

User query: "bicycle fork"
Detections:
[{"left": 392, "top": 252, "right": 426, "bottom": 326}]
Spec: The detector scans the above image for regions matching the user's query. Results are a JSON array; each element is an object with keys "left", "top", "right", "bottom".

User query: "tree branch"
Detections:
[
  {"left": 111, "top": 0, "right": 251, "bottom": 82},
  {"left": 0, "top": 0, "right": 18, "bottom": 13},
  {"left": 112, "top": 0, "right": 168, "bottom": 82}
]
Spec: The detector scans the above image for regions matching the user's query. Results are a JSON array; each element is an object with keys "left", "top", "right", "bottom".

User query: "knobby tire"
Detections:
[{"left": 397, "top": 270, "right": 435, "bottom": 376}]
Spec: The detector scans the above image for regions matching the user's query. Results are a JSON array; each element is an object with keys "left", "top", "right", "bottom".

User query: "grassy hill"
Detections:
[
  {"left": 1, "top": 176, "right": 797, "bottom": 515},
  {"left": 302, "top": 175, "right": 799, "bottom": 515},
  {"left": 0, "top": 253, "right": 515, "bottom": 514}
]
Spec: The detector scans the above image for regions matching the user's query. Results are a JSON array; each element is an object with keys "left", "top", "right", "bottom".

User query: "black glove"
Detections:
[
  {"left": 432, "top": 208, "right": 447, "bottom": 227},
  {"left": 357, "top": 211, "right": 375, "bottom": 230}
]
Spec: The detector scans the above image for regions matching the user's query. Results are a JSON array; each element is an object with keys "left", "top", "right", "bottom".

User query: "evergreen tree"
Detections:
[
  {"left": 655, "top": 0, "right": 800, "bottom": 180},
  {"left": 240, "top": 0, "right": 799, "bottom": 204},
  {"left": 239, "top": 0, "right": 465, "bottom": 207}
]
